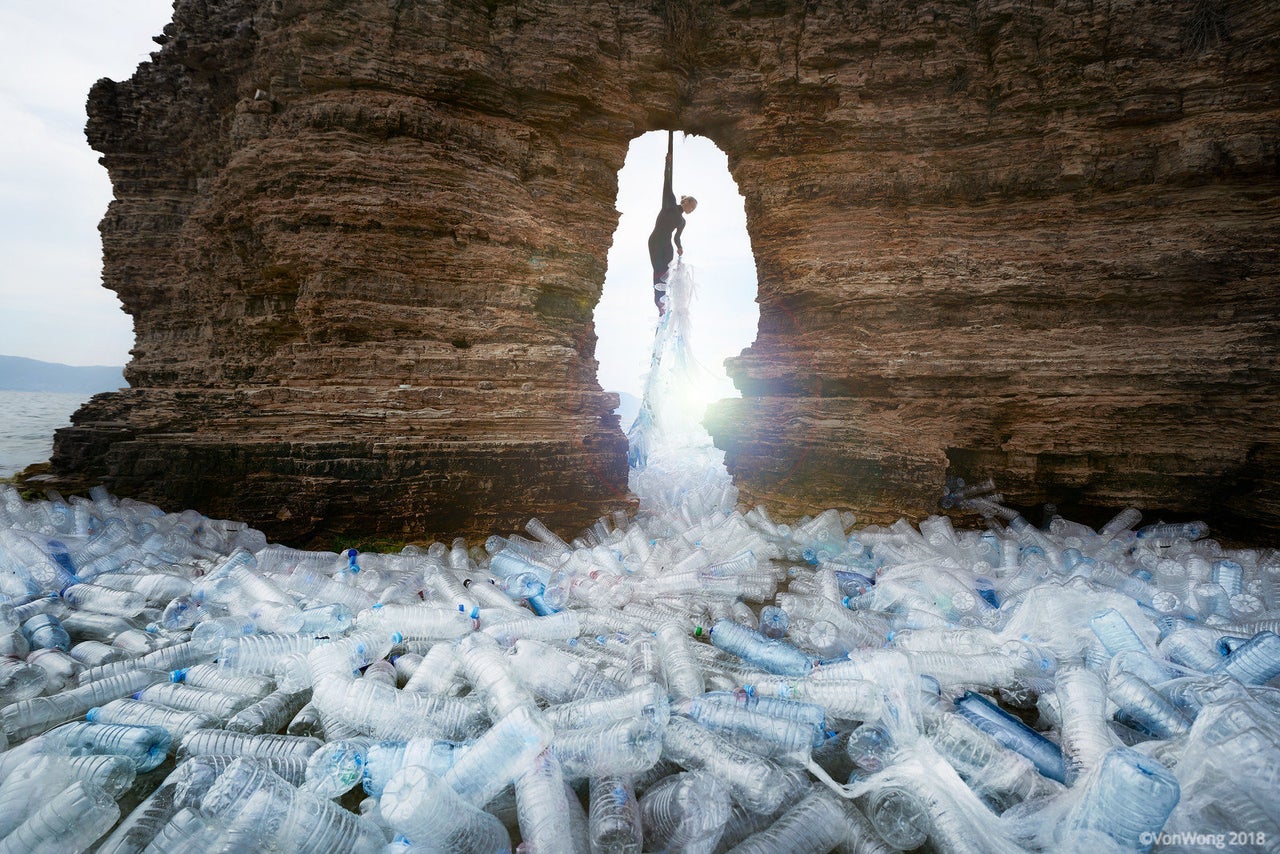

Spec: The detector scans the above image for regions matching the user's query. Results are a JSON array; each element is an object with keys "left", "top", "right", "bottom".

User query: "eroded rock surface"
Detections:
[{"left": 45, "top": 0, "right": 1280, "bottom": 543}]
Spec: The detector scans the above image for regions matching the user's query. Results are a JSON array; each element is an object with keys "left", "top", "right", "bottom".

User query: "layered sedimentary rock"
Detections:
[{"left": 47, "top": 0, "right": 1280, "bottom": 544}]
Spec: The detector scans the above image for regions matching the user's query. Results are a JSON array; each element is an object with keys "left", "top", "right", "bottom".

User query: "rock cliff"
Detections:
[{"left": 45, "top": 0, "right": 1280, "bottom": 544}]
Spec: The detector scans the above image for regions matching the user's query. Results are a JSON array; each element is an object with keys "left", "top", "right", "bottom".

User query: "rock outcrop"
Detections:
[{"left": 45, "top": 0, "right": 1280, "bottom": 544}]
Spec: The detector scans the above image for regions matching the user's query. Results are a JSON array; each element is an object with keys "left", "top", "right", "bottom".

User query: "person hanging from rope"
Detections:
[{"left": 647, "top": 130, "right": 697, "bottom": 315}]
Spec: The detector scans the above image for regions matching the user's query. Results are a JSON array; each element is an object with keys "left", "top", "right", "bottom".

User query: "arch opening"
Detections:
[{"left": 593, "top": 131, "right": 759, "bottom": 443}]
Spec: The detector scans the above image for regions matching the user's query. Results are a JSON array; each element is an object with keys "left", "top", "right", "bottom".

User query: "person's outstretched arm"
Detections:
[{"left": 662, "top": 130, "right": 675, "bottom": 208}]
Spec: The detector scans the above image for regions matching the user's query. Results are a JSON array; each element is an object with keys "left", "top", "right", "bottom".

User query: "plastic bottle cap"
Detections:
[
  {"left": 390, "top": 632, "right": 404, "bottom": 644},
  {"left": 171, "top": 669, "right": 187, "bottom": 682},
  {"left": 86, "top": 707, "right": 100, "bottom": 721}
]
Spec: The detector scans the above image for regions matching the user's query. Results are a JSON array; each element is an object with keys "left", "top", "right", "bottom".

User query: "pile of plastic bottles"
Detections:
[{"left": 0, "top": 448, "right": 1277, "bottom": 852}]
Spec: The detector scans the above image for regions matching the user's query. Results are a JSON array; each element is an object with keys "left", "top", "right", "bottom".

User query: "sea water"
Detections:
[{"left": 0, "top": 391, "right": 91, "bottom": 478}]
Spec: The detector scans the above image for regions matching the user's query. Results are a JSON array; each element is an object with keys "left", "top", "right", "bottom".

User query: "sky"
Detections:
[
  {"left": 0, "top": 3, "right": 759, "bottom": 402},
  {"left": 0, "top": 0, "right": 174, "bottom": 367},
  {"left": 595, "top": 131, "right": 759, "bottom": 401}
]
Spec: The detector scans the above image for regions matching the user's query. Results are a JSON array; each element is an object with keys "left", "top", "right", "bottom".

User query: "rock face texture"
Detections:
[{"left": 49, "top": 0, "right": 1280, "bottom": 544}]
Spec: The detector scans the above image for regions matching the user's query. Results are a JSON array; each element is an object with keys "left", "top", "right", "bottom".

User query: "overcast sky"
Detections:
[
  {"left": 0, "top": 3, "right": 759, "bottom": 400},
  {"left": 0, "top": 1, "right": 173, "bottom": 368}
]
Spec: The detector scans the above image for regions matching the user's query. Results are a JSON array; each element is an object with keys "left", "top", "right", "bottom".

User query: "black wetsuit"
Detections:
[{"left": 647, "top": 143, "right": 685, "bottom": 310}]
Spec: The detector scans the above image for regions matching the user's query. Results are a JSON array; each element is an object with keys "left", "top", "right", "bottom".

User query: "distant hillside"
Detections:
[{"left": 0, "top": 355, "right": 125, "bottom": 394}]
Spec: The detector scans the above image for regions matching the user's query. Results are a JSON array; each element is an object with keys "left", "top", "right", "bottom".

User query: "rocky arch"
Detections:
[{"left": 41, "top": 0, "right": 1280, "bottom": 544}]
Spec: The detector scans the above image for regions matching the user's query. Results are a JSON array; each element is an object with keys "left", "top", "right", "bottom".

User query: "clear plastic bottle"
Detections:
[
  {"left": 442, "top": 703, "right": 554, "bottom": 809},
  {"left": 1138, "top": 521, "right": 1210, "bottom": 543},
  {"left": 1060, "top": 747, "right": 1180, "bottom": 849},
  {"left": 139, "top": 805, "right": 212, "bottom": 854},
  {"left": 588, "top": 775, "right": 642, "bottom": 854},
  {"left": 94, "top": 776, "right": 180, "bottom": 854},
  {"left": 173, "top": 662, "right": 272, "bottom": 694},
  {"left": 954, "top": 690, "right": 1066, "bottom": 784},
  {"left": 866, "top": 785, "right": 930, "bottom": 849},
  {"left": 553, "top": 716, "right": 663, "bottom": 778},
  {"left": 1053, "top": 667, "right": 1116, "bottom": 784},
  {"left": 425, "top": 566, "right": 478, "bottom": 615},
  {"left": 481, "top": 610, "right": 581, "bottom": 645},
  {"left": 217, "top": 633, "right": 323, "bottom": 674},
  {"left": 525, "top": 517, "right": 571, "bottom": 552},
  {"left": 0, "top": 779, "right": 118, "bottom": 852},
  {"left": 1097, "top": 508, "right": 1142, "bottom": 543},
  {"left": 1, "top": 667, "right": 170, "bottom": 742},
  {"left": 1210, "top": 629, "right": 1280, "bottom": 685},
  {"left": 62, "top": 583, "right": 147, "bottom": 618},
  {"left": 675, "top": 696, "right": 815, "bottom": 759},
  {"left": 488, "top": 547, "right": 556, "bottom": 590},
  {"left": 87, "top": 698, "right": 218, "bottom": 742},
  {"left": 403, "top": 642, "right": 463, "bottom": 695},
  {"left": 709, "top": 619, "right": 813, "bottom": 677},
  {"left": 746, "top": 678, "right": 884, "bottom": 722},
  {"left": 1157, "top": 622, "right": 1226, "bottom": 671},
  {"left": 134, "top": 682, "right": 257, "bottom": 719},
  {"left": 200, "top": 756, "right": 386, "bottom": 852},
  {"left": 63, "top": 753, "right": 138, "bottom": 797},
  {"left": 68, "top": 639, "right": 124, "bottom": 668},
  {"left": 189, "top": 614, "right": 256, "bottom": 649},
  {"left": 283, "top": 602, "right": 355, "bottom": 636},
  {"left": 304, "top": 630, "right": 391, "bottom": 684},
  {"left": 177, "top": 728, "right": 323, "bottom": 762},
  {"left": 303, "top": 736, "right": 372, "bottom": 799},
  {"left": 638, "top": 768, "right": 732, "bottom": 854},
  {"left": 456, "top": 632, "right": 537, "bottom": 719},
  {"left": 1105, "top": 670, "right": 1190, "bottom": 738},
  {"left": 0, "top": 656, "right": 48, "bottom": 704},
  {"left": 513, "top": 748, "right": 575, "bottom": 850},
  {"left": 1087, "top": 608, "right": 1148, "bottom": 656},
  {"left": 927, "top": 713, "right": 1063, "bottom": 812},
  {"left": 730, "top": 785, "right": 857, "bottom": 854},
  {"left": 97, "top": 571, "right": 193, "bottom": 606},
  {"left": 661, "top": 716, "right": 792, "bottom": 815},
  {"left": 311, "top": 674, "right": 485, "bottom": 742},
  {"left": 282, "top": 566, "right": 377, "bottom": 613},
  {"left": 380, "top": 764, "right": 513, "bottom": 854},
  {"left": 543, "top": 683, "right": 669, "bottom": 732},
  {"left": 656, "top": 623, "right": 705, "bottom": 700},
  {"left": 625, "top": 634, "right": 666, "bottom": 690},
  {"left": 224, "top": 687, "right": 311, "bottom": 735},
  {"left": 361, "top": 737, "right": 468, "bottom": 798},
  {"left": 21, "top": 613, "right": 71, "bottom": 651},
  {"left": 360, "top": 603, "right": 474, "bottom": 641},
  {"left": 60, "top": 615, "right": 140, "bottom": 651},
  {"left": 0, "top": 754, "right": 79, "bottom": 836},
  {"left": 134, "top": 639, "right": 219, "bottom": 674},
  {"left": 41, "top": 720, "right": 172, "bottom": 772},
  {"left": 702, "top": 691, "right": 826, "bottom": 742},
  {"left": 508, "top": 639, "right": 623, "bottom": 704},
  {"left": 287, "top": 701, "right": 326, "bottom": 738}
]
